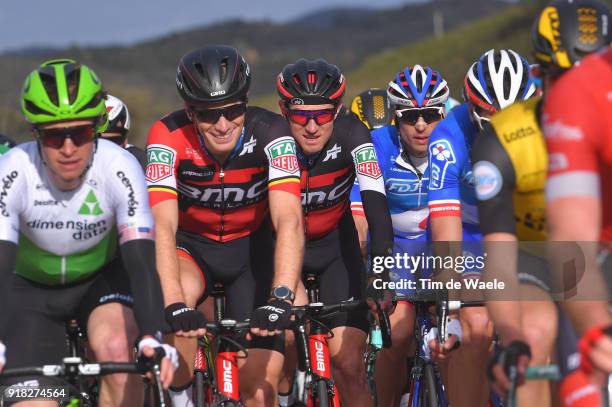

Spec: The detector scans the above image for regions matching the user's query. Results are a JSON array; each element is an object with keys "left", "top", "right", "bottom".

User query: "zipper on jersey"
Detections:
[
  {"left": 303, "top": 168, "right": 310, "bottom": 236},
  {"left": 219, "top": 168, "right": 225, "bottom": 242},
  {"left": 401, "top": 146, "right": 425, "bottom": 207}
]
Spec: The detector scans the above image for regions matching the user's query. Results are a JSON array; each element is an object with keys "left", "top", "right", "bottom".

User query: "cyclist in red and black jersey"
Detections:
[
  {"left": 146, "top": 45, "right": 304, "bottom": 406},
  {"left": 276, "top": 59, "right": 394, "bottom": 407}
]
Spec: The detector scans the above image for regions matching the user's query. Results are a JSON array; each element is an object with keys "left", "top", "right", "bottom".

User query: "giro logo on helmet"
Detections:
[
  {"left": 290, "top": 98, "right": 305, "bottom": 105},
  {"left": 210, "top": 90, "right": 226, "bottom": 97}
]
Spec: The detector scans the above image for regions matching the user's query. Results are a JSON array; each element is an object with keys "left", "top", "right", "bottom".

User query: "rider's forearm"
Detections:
[
  {"left": 120, "top": 239, "right": 165, "bottom": 336},
  {"left": 430, "top": 216, "right": 463, "bottom": 288},
  {"left": 484, "top": 233, "right": 522, "bottom": 342},
  {"left": 154, "top": 219, "right": 184, "bottom": 306},
  {"left": 548, "top": 198, "right": 611, "bottom": 333},
  {"left": 272, "top": 213, "right": 304, "bottom": 295},
  {"left": 0, "top": 240, "right": 17, "bottom": 341}
]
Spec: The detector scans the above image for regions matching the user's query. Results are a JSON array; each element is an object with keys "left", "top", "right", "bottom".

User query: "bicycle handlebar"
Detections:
[
  {"left": 204, "top": 319, "right": 251, "bottom": 334},
  {"left": 1, "top": 360, "right": 142, "bottom": 378}
]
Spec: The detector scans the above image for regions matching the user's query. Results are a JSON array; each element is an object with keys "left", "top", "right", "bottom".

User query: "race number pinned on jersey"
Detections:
[
  {"left": 146, "top": 145, "right": 176, "bottom": 182},
  {"left": 353, "top": 145, "right": 382, "bottom": 179},
  {"left": 266, "top": 138, "right": 299, "bottom": 174},
  {"left": 429, "top": 139, "right": 455, "bottom": 190}
]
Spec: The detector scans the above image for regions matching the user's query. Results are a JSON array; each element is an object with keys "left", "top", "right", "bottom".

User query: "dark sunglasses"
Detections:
[
  {"left": 37, "top": 125, "right": 96, "bottom": 148},
  {"left": 286, "top": 109, "right": 336, "bottom": 126},
  {"left": 190, "top": 103, "right": 247, "bottom": 123},
  {"left": 396, "top": 107, "right": 444, "bottom": 125}
]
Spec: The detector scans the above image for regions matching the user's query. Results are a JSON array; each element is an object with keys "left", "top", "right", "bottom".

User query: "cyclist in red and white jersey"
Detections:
[
  {"left": 544, "top": 46, "right": 612, "bottom": 400},
  {"left": 146, "top": 45, "right": 304, "bottom": 406}
]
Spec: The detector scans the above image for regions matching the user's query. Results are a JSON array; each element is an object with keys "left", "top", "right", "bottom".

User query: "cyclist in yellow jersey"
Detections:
[{"left": 471, "top": 1, "right": 611, "bottom": 404}]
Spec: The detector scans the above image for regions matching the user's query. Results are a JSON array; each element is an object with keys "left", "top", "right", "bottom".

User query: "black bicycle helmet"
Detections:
[
  {"left": 350, "top": 89, "right": 392, "bottom": 130},
  {"left": 176, "top": 45, "right": 251, "bottom": 106},
  {"left": 276, "top": 59, "right": 346, "bottom": 106},
  {"left": 532, "top": 0, "right": 611, "bottom": 74}
]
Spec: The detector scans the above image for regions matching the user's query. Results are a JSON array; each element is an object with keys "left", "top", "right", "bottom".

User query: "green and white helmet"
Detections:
[{"left": 21, "top": 59, "right": 108, "bottom": 132}]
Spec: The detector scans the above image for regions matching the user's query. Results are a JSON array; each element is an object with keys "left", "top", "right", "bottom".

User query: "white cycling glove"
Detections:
[
  {"left": 137, "top": 337, "right": 179, "bottom": 369},
  {"left": 0, "top": 342, "right": 6, "bottom": 367},
  {"left": 423, "top": 318, "right": 463, "bottom": 358}
]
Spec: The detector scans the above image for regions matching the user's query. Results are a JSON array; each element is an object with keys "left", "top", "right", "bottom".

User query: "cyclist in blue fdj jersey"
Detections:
[
  {"left": 350, "top": 65, "right": 451, "bottom": 407},
  {"left": 427, "top": 49, "right": 537, "bottom": 407}
]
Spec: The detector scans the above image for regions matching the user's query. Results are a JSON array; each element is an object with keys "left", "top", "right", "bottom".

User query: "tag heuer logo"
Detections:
[
  {"left": 354, "top": 146, "right": 381, "bottom": 179},
  {"left": 146, "top": 146, "right": 175, "bottom": 182},
  {"left": 267, "top": 139, "right": 299, "bottom": 173},
  {"left": 79, "top": 189, "right": 103, "bottom": 215}
]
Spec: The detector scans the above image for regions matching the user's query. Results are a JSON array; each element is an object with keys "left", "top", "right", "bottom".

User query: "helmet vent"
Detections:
[
  {"left": 65, "top": 64, "right": 81, "bottom": 105},
  {"left": 39, "top": 70, "right": 59, "bottom": 107},
  {"left": 24, "top": 100, "right": 54, "bottom": 117},
  {"left": 219, "top": 58, "right": 228, "bottom": 83},
  {"left": 76, "top": 91, "right": 103, "bottom": 114},
  {"left": 193, "top": 62, "right": 210, "bottom": 87},
  {"left": 307, "top": 72, "right": 316, "bottom": 85}
]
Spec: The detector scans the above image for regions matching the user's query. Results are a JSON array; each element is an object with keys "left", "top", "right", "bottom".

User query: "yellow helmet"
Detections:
[{"left": 350, "top": 88, "right": 392, "bottom": 130}]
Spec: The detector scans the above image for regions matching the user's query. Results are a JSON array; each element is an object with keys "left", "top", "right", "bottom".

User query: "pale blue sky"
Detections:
[{"left": 0, "top": 0, "right": 427, "bottom": 53}]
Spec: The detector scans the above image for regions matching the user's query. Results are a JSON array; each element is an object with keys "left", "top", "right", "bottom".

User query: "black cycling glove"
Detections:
[
  {"left": 487, "top": 340, "right": 532, "bottom": 382},
  {"left": 164, "top": 302, "right": 207, "bottom": 333},
  {"left": 250, "top": 299, "right": 292, "bottom": 332}
]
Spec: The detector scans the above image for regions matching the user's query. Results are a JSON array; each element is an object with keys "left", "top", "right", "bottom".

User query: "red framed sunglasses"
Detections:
[
  {"left": 36, "top": 125, "right": 96, "bottom": 148},
  {"left": 286, "top": 108, "right": 336, "bottom": 126}
]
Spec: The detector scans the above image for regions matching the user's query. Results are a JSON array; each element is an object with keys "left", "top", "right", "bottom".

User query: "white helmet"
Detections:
[
  {"left": 104, "top": 94, "right": 130, "bottom": 134},
  {"left": 463, "top": 49, "right": 536, "bottom": 112}
]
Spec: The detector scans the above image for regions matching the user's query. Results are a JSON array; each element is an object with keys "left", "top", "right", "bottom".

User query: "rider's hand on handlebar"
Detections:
[
  {"left": 164, "top": 302, "right": 207, "bottom": 337},
  {"left": 579, "top": 324, "right": 612, "bottom": 378},
  {"left": 249, "top": 299, "right": 292, "bottom": 336},
  {"left": 138, "top": 337, "right": 178, "bottom": 390},
  {"left": 487, "top": 340, "right": 531, "bottom": 395},
  {"left": 366, "top": 280, "right": 396, "bottom": 316},
  {"left": 427, "top": 317, "right": 463, "bottom": 361}
]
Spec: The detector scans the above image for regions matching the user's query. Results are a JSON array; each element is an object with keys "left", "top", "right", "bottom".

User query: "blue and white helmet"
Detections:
[
  {"left": 463, "top": 49, "right": 536, "bottom": 113},
  {"left": 387, "top": 65, "right": 450, "bottom": 108}
]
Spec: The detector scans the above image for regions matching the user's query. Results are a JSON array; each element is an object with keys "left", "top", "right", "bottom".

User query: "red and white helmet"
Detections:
[{"left": 104, "top": 94, "right": 130, "bottom": 134}]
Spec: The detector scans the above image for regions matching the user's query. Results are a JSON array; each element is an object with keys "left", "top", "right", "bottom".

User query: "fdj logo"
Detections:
[
  {"left": 146, "top": 146, "right": 175, "bottom": 182},
  {"left": 354, "top": 146, "right": 381, "bottom": 179},
  {"left": 267, "top": 140, "right": 298, "bottom": 173},
  {"left": 79, "top": 190, "right": 103, "bottom": 215},
  {"left": 386, "top": 178, "right": 421, "bottom": 195}
]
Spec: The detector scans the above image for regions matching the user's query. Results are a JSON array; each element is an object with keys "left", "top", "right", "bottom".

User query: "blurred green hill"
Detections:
[
  {"left": 0, "top": 0, "right": 549, "bottom": 146},
  {"left": 254, "top": 0, "right": 546, "bottom": 110}
]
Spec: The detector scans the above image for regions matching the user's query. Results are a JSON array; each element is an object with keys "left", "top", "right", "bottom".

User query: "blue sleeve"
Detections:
[
  {"left": 427, "top": 123, "right": 464, "bottom": 204},
  {"left": 350, "top": 178, "right": 362, "bottom": 204}
]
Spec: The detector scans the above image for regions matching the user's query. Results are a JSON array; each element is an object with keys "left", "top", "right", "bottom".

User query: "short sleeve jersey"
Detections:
[
  {"left": 146, "top": 107, "right": 301, "bottom": 242},
  {"left": 427, "top": 103, "right": 479, "bottom": 224},
  {"left": 350, "top": 124, "right": 429, "bottom": 239},
  {"left": 544, "top": 48, "right": 612, "bottom": 241},
  {"left": 472, "top": 97, "right": 547, "bottom": 241},
  {"left": 0, "top": 140, "right": 154, "bottom": 285}
]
